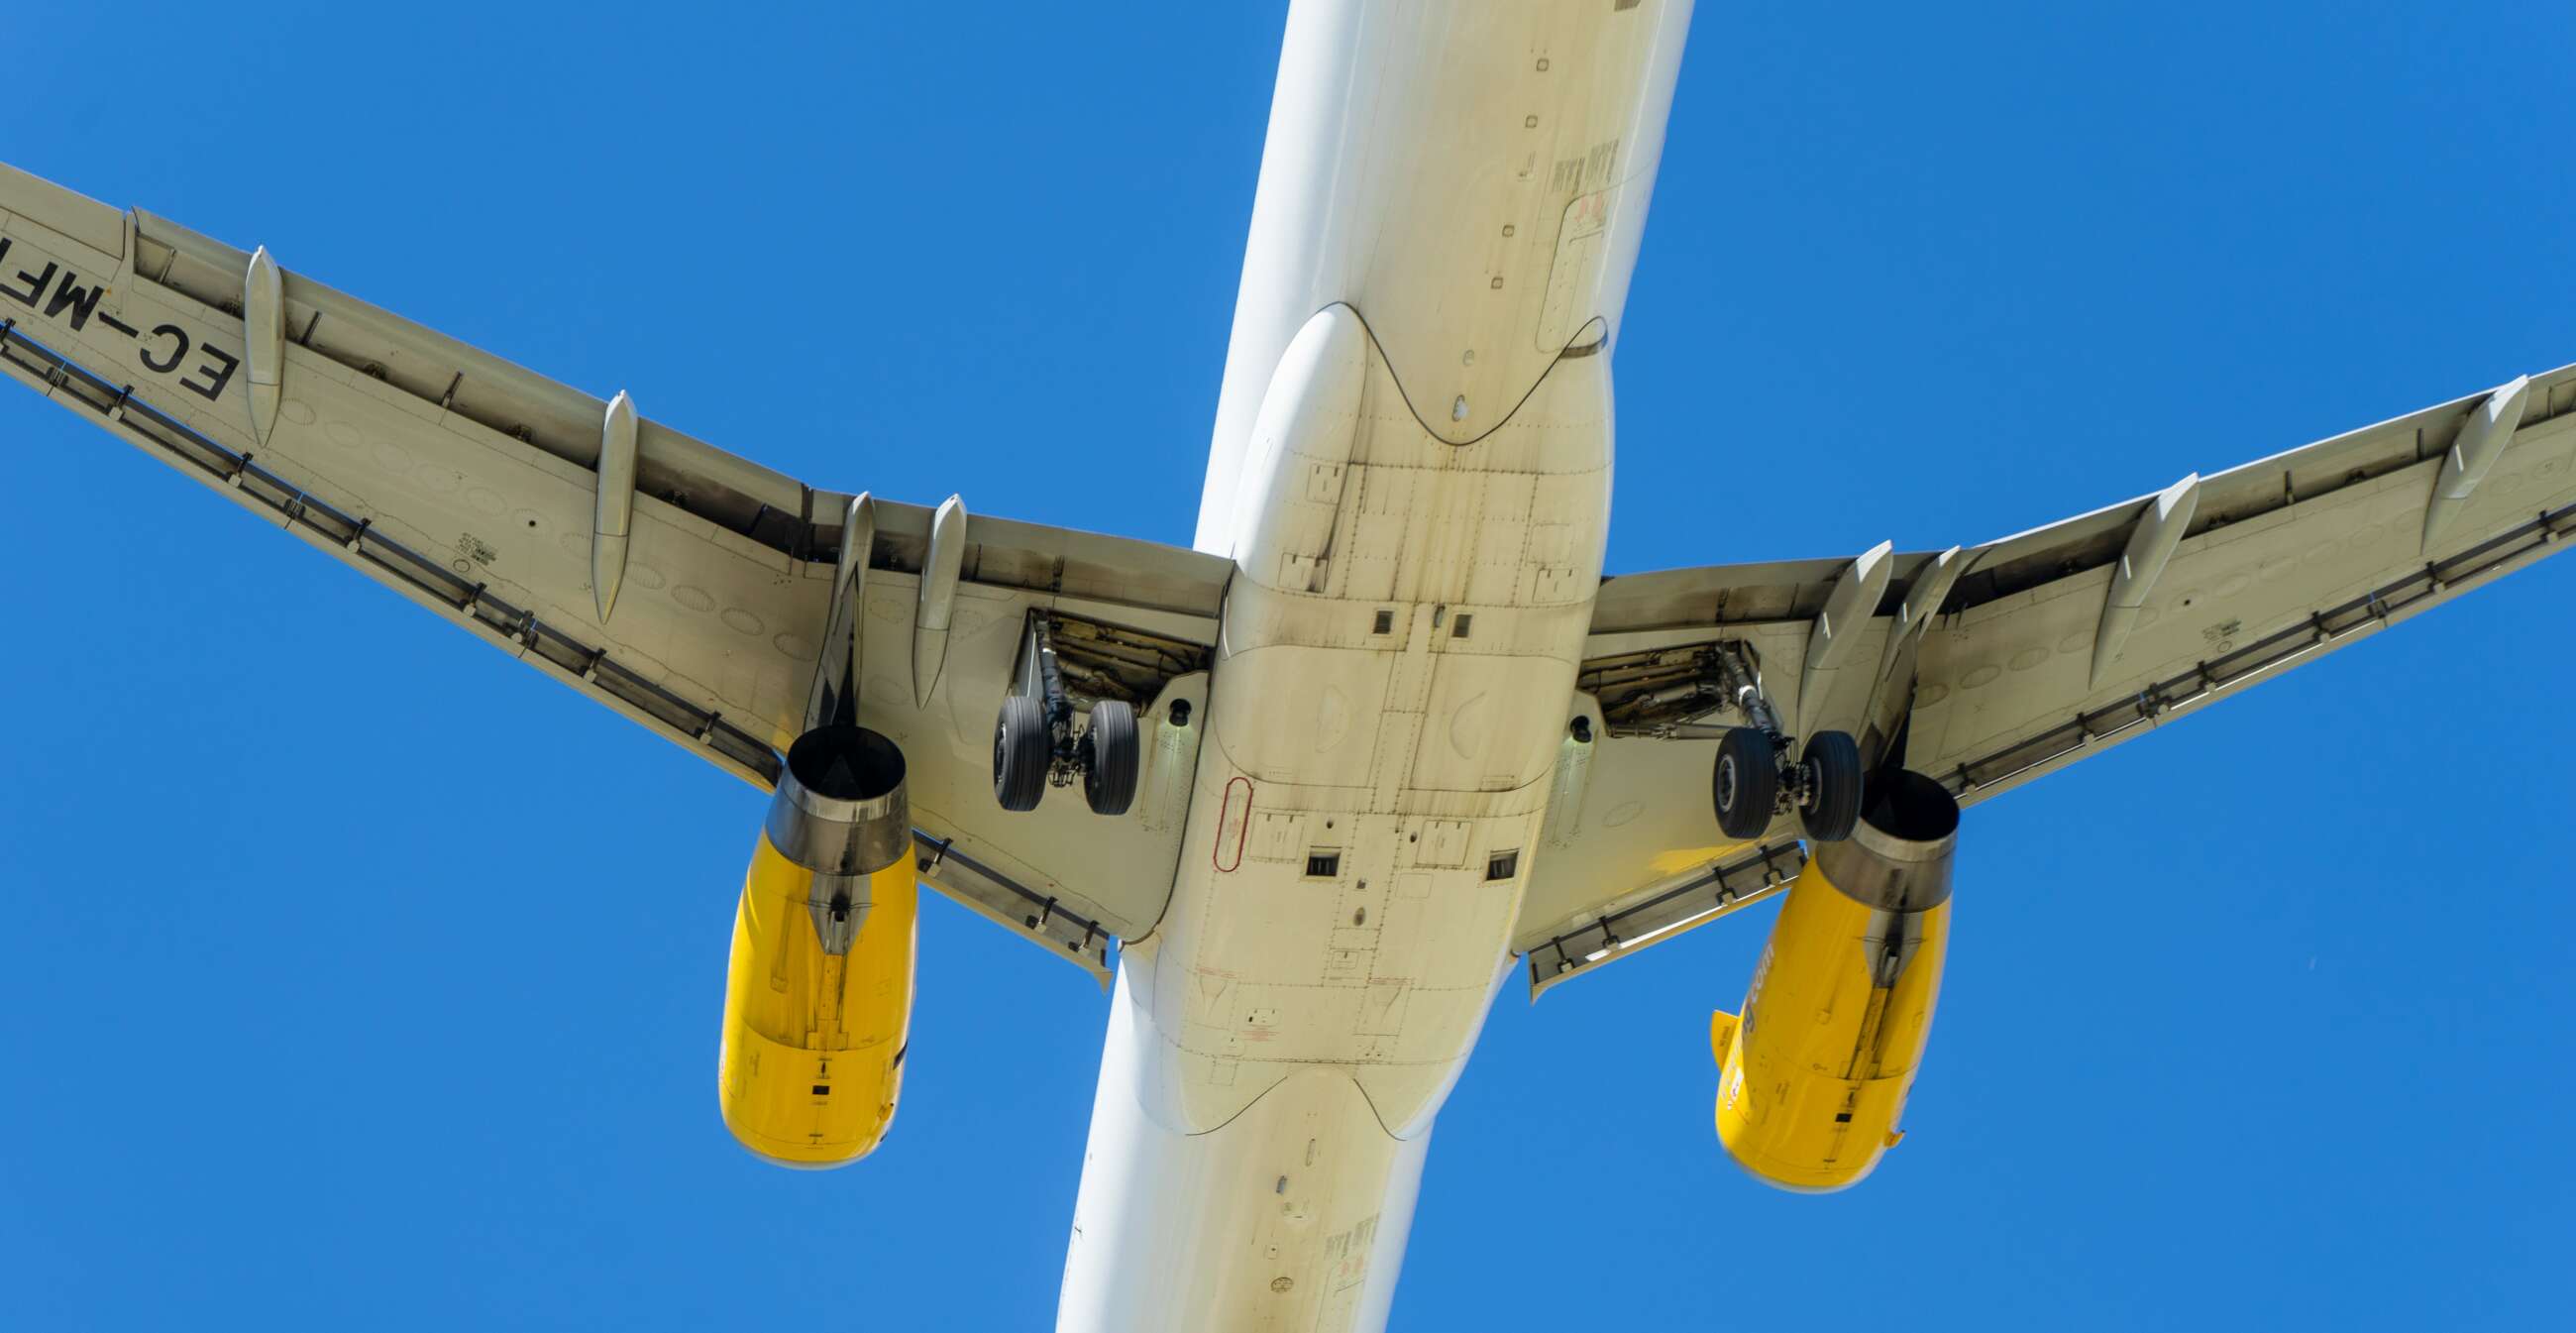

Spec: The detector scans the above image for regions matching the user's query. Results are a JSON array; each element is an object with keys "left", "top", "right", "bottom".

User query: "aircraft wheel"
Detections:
[
  {"left": 1798, "top": 730, "right": 1863, "bottom": 842},
  {"left": 1712, "top": 727, "right": 1777, "bottom": 840},
  {"left": 993, "top": 695, "right": 1052, "bottom": 812},
  {"left": 1082, "top": 700, "right": 1140, "bottom": 817}
]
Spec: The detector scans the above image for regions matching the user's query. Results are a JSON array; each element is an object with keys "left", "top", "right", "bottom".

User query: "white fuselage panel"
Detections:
[{"left": 1060, "top": 4, "right": 1693, "bottom": 1329}]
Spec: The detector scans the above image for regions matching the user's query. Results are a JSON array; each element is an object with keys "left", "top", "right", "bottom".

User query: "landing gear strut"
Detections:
[{"left": 991, "top": 610, "right": 1141, "bottom": 816}]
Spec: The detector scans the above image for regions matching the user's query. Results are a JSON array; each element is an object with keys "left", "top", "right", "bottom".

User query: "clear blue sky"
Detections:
[{"left": 4, "top": 3, "right": 2571, "bottom": 1329}]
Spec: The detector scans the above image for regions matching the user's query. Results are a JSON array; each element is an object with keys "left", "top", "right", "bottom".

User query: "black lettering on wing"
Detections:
[
  {"left": 4, "top": 259, "right": 55, "bottom": 309},
  {"left": 96, "top": 312, "right": 138, "bottom": 338},
  {"left": 141, "top": 324, "right": 188, "bottom": 374},
  {"left": 43, "top": 270, "right": 105, "bottom": 331},
  {"left": 182, "top": 343, "right": 239, "bottom": 402}
]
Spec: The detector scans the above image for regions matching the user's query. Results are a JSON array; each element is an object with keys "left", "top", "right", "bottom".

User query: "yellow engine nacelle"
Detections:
[
  {"left": 1713, "top": 770, "right": 1958, "bottom": 1192},
  {"left": 718, "top": 725, "right": 917, "bottom": 1168}
]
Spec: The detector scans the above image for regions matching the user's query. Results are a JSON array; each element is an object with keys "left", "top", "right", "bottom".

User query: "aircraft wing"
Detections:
[
  {"left": 1518, "top": 362, "right": 2576, "bottom": 995},
  {"left": 0, "top": 161, "right": 1223, "bottom": 984}
]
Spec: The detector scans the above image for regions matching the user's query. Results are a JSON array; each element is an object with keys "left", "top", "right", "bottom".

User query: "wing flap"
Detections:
[
  {"left": 3, "top": 159, "right": 1225, "bottom": 978},
  {"left": 1520, "top": 838, "right": 1807, "bottom": 999},
  {"left": 1916, "top": 416, "right": 2576, "bottom": 803},
  {"left": 0, "top": 314, "right": 795, "bottom": 785},
  {"left": 1523, "top": 362, "right": 2576, "bottom": 996}
]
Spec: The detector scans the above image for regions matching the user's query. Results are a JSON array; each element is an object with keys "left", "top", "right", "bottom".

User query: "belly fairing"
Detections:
[{"left": 1132, "top": 318, "right": 1613, "bottom": 1140}]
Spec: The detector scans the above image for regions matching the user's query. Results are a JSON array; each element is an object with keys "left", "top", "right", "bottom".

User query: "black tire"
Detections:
[
  {"left": 1082, "top": 700, "right": 1140, "bottom": 817},
  {"left": 1798, "top": 730, "right": 1863, "bottom": 842},
  {"left": 992, "top": 695, "right": 1052, "bottom": 812},
  {"left": 1711, "top": 727, "right": 1777, "bottom": 840}
]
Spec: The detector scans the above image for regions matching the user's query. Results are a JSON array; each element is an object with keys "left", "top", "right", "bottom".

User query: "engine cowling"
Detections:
[
  {"left": 717, "top": 725, "right": 917, "bottom": 1168},
  {"left": 1712, "top": 770, "right": 1958, "bottom": 1192}
]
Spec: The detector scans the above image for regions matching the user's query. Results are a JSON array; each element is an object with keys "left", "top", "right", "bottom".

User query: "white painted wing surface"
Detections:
[
  {"left": 1521, "top": 363, "right": 2576, "bottom": 995},
  {"left": 0, "top": 161, "right": 1225, "bottom": 981}
]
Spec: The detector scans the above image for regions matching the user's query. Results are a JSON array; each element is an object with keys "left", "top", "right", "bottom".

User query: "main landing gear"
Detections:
[
  {"left": 1696, "top": 639, "right": 1860, "bottom": 844},
  {"left": 991, "top": 610, "right": 1141, "bottom": 817},
  {"left": 1579, "top": 637, "right": 1869, "bottom": 844},
  {"left": 1712, "top": 724, "right": 1862, "bottom": 843}
]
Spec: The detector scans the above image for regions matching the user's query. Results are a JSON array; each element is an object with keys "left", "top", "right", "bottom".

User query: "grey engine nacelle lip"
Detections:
[
  {"left": 768, "top": 725, "right": 912, "bottom": 879},
  {"left": 1811, "top": 769, "right": 1959, "bottom": 914}
]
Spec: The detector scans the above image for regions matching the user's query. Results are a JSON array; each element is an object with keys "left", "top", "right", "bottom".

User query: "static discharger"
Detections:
[
  {"left": 717, "top": 725, "right": 919, "bottom": 1167},
  {"left": 1711, "top": 770, "right": 1958, "bottom": 1192}
]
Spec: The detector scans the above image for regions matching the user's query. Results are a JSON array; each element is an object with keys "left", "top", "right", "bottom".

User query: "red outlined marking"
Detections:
[{"left": 1214, "top": 776, "right": 1251, "bottom": 872}]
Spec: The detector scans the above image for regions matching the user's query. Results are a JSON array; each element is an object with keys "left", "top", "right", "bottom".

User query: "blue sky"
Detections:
[{"left": 4, "top": 3, "right": 2572, "bottom": 1328}]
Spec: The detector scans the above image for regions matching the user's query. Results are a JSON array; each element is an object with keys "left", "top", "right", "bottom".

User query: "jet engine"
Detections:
[
  {"left": 717, "top": 724, "right": 918, "bottom": 1168},
  {"left": 1711, "top": 770, "right": 1957, "bottom": 1191}
]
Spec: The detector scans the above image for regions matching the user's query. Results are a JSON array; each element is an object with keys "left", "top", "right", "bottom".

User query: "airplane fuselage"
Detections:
[{"left": 1058, "top": 4, "right": 1694, "bottom": 1327}]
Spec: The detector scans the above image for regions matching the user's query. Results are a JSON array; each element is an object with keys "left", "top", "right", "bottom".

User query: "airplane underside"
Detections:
[{"left": 6, "top": 2, "right": 2574, "bottom": 1332}]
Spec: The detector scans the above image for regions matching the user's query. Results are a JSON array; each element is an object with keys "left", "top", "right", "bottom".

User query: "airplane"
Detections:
[{"left": 4, "top": 1, "right": 2570, "bottom": 1328}]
